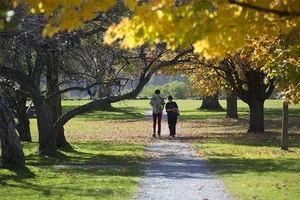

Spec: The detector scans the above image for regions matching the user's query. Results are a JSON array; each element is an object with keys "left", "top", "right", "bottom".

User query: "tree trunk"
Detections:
[
  {"left": 200, "top": 93, "right": 222, "bottom": 110},
  {"left": 226, "top": 91, "right": 238, "bottom": 118},
  {"left": 247, "top": 99, "right": 265, "bottom": 133},
  {"left": 34, "top": 99, "right": 57, "bottom": 156},
  {"left": 0, "top": 101, "right": 25, "bottom": 168},
  {"left": 15, "top": 90, "right": 31, "bottom": 142},
  {"left": 46, "top": 52, "right": 69, "bottom": 148},
  {"left": 281, "top": 102, "right": 288, "bottom": 151}
]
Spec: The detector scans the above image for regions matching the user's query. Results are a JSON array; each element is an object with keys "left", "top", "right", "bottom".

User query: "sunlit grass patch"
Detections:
[
  {"left": 0, "top": 141, "right": 145, "bottom": 200},
  {"left": 193, "top": 142, "right": 300, "bottom": 200},
  {"left": 1, "top": 166, "right": 141, "bottom": 200}
]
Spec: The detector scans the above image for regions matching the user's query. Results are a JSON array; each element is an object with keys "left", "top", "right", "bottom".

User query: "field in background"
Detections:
[{"left": 27, "top": 99, "right": 299, "bottom": 142}]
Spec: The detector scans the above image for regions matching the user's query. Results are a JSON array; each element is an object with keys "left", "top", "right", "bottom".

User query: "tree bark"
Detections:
[
  {"left": 15, "top": 90, "right": 32, "bottom": 142},
  {"left": 46, "top": 52, "right": 69, "bottom": 148},
  {"left": 34, "top": 99, "right": 57, "bottom": 156},
  {"left": 0, "top": 100, "right": 25, "bottom": 168},
  {"left": 248, "top": 99, "right": 265, "bottom": 133},
  {"left": 281, "top": 102, "right": 289, "bottom": 150},
  {"left": 226, "top": 91, "right": 238, "bottom": 118},
  {"left": 200, "top": 93, "right": 222, "bottom": 110}
]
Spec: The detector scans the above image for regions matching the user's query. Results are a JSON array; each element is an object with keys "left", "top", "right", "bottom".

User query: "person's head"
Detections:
[
  {"left": 155, "top": 89, "right": 161, "bottom": 96},
  {"left": 168, "top": 95, "right": 173, "bottom": 102}
]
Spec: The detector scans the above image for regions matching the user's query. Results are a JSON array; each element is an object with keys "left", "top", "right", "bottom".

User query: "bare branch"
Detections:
[{"left": 228, "top": 0, "right": 300, "bottom": 17}]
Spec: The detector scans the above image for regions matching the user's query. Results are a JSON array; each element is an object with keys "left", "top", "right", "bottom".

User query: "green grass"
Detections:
[
  {"left": 2, "top": 99, "right": 299, "bottom": 199},
  {"left": 0, "top": 142, "right": 145, "bottom": 200},
  {"left": 193, "top": 142, "right": 300, "bottom": 200},
  {"left": 59, "top": 99, "right": 300, "bottom": 121},
  {"left": 61, "top": 100, "right": 146, "bottom": 121}
]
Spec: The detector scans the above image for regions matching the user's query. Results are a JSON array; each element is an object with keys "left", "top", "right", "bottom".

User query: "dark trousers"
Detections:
[
  {"left": 168, "top": 115, "right": 177, "bottom": 136},
  {"left": 152, "top": 113, "right": 162, "bottom": 134}
]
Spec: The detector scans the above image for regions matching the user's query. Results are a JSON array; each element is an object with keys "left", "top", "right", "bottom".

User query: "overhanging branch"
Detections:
[{"left": 228, "top": 0, "right": 300, "bottom": 17}]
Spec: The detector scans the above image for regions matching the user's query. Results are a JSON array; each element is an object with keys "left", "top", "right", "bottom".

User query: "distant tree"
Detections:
[
  {"left": 200, "top": 93, "right": 223, "bottom": 110},
  {"left": 220, "top": 54, "right": 276, "bottom": 132}
]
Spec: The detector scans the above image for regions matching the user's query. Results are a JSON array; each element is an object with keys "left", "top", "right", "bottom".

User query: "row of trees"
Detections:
[
  {"left": 0, "top": 0, "right": 299, "bottom": 168},
  {"left": 0, "top": 3, "right": 192, "bottom": 167}
]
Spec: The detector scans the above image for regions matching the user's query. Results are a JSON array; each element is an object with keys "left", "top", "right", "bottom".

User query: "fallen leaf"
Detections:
[{"left": 198, "top": 185, "right": 205, "bottom": 190}]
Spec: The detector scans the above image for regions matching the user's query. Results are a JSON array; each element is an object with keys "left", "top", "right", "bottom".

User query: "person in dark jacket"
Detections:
[{"left": 165, "top": 95, "right": 178, "bottom": 137}]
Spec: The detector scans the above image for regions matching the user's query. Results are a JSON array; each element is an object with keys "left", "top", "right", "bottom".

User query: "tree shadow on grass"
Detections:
[
  {"left": 1, "top": 165, "right": 141, "bottom": 199},
  {"left": 179, "top": 107, "right": 299, "bottom": 121},
  {"left": 180, "top": 115, "right": 300, "bottom": 147},
  {"left": 208, "top": 157, "right": 300, "bottom": 175},
  {"left": 0, "top": 142, "right": 144, "bottom": 198},
  {"left": 25, "top": 145, "right": 145, "bottom": 167},
  {"left": 177, "top": 132, "right": 300, "bottom": 148},
  {"left": 0, "top": 166, "right": 35, "bottom": 181},
  {"left": 63, "top": 105, "right": 145, "bottom": 121}
]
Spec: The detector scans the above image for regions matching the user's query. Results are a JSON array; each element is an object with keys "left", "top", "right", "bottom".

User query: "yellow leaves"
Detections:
[
  {"left": 15, "top": 0, "right": 300, "bottom": 65},
  {"left": 157, "top": 10, "right": 164, "bottom": 19},
  {"left": 193, "top": 40, "right": 210, "bottom": 57},
  {"left": 17, "top": 0, "right": 117, "bottom": 37},
  {"left": 42, "top": 24, "right": 58, "bottom": 38},
  {"left": 234, "top": 6, "right": 243, "bottom": 17}
]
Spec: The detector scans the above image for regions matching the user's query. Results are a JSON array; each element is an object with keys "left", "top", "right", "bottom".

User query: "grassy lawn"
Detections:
[
  {"left": 194, "top": 142, "right": 300, "bottom": 200},
  {"left": 0, "top": 141, "right": 144, "bottom": 200},
  {"left": 1, "top": 99, "right": 299, "bottom": 199}
]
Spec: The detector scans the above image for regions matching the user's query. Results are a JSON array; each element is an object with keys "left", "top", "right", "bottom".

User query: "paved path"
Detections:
[{"left": 134, "top": 142, "right": 232, "bottom": 200}]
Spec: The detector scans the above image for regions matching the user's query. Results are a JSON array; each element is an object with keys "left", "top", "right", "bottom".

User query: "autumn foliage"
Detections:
[{"left": 10, "top": 0, "right": 300, "bottom": 103}]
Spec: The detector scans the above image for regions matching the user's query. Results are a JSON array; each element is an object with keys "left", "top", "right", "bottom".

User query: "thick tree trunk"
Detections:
[
  {"left": 46, "top": 52, "right": 69, "bottom": 148},
  {"left": 281, "top": 102, "right": 289, "bottom": 151},
  {"left": 15, "top": 90, "right": 31, "bottom": 142},
  {"left": 34, "top": 99, "right": 57, "bottom": 156},
  {"left": 247, "top": 99, "right": 265, "bottom": 133},
  {"left": 226, "top": 91, "right": 238, "bottom": 118},
  {"left": 200, "top": 93, "right": 222, "bottom": 110},
  {"left": 0, "top": 101, "right": 25, "bottom": 168}
]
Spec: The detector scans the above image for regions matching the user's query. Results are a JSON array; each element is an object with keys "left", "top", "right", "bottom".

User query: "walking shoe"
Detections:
[
  {"left": 158, "top": 133, "right": 161, "bottom": 137},
  {"left": 152, "top": 133, "right": 156, "bottom": 137}
]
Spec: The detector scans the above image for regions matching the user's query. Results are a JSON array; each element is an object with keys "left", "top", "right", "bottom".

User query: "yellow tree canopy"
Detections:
[
  {"left": 13, "top": 0, "right": 300, "bottom": 58},
  {"left": 242, "top": 28, "right": 300, "bottom": 103},
  {"left": 11, "top": 0, "right": 300, "bottom": 102}
]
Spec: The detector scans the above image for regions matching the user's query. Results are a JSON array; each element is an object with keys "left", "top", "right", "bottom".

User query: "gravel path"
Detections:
[{"left": 134, "top": 141, "right": 232, "bottom": 200}]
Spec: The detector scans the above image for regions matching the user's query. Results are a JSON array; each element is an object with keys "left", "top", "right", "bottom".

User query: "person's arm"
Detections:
[
  {"left": 150, "top": 98, "right": 154, "bottom": 107},
  {"left": 174, "top": 102, "right": 178, "bottom": 110},
  {"left": 165, "top": 103, "right": 171, "bottom": 112}
]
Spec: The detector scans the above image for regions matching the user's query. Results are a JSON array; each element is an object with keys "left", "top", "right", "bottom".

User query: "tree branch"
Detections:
[
  {"left": 53, "top": 48, "right": 192, "bottom": 130},
  {"left": 228, "top": 0, "right": 300, "bottom": 17},
  {"left": 0, "top": 65, "right": 40, "bottom": 99}
]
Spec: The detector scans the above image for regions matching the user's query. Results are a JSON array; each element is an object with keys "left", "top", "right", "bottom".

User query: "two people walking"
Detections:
[{"left": 150, "top": 89, "right": 179, "bottom": 137}]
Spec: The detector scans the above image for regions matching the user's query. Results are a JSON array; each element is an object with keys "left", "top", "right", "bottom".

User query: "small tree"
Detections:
[{"left": 220, "top": 54, "right": 275, "bottom": 132}]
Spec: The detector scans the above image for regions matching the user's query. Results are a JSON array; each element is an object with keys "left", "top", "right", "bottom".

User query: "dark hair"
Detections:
[
  {"left": 168, "top": 95, "right": 173, "bottom": 100},
  {"left": 155, "top": 89, "right": 160, "bottom": 94}
]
